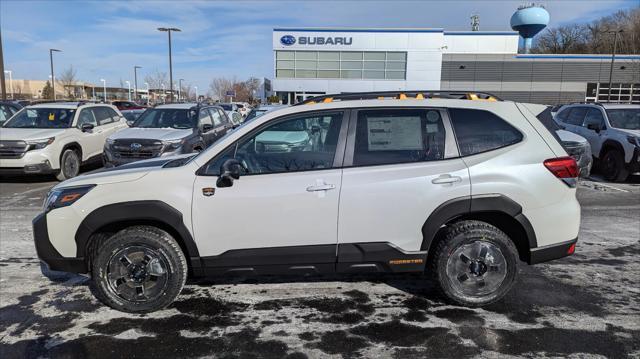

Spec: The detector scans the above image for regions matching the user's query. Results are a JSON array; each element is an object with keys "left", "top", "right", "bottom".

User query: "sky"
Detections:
[{"left": 1, "top": 0, "right": 637, "bottom": 94}]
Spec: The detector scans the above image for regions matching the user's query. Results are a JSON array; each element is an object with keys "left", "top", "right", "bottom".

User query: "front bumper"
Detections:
[
  {"left": 627, "top": 146, "right": 640, "bottom": 174},
  {"left": 32, "top": 212, "right": 87, "bottom": 274},
  {"left": 529, "top": 237, "right": 578, "bottom": 264},
  {"left": 0, "top": 161, "right": 55, "bottom": 175}
]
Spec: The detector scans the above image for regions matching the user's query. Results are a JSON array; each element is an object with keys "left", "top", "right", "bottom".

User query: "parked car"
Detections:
[
  {"left": 0, "top": 101, "right": 22, "bottom": 125},
  {"left": 244, "top": 104, "right": 287, "bottom": 122},
  {"left": 112, "top": 101, "right": 146, "bottom": 111},
  {"left": 1, "top": 102, "right": 126, "bottom": 180},
  {"left": 235, "top": 102, "right": 251, "bottom": 117},
  {"left": 103, "top": 103, "right": 232, "bottom": 167},
  {"left": 529, "top": 104, "right": 592, "bottom": 177},
  {"left": 554, "top": 103, "right": 640, "bottom": 182},
  {"left": 120, "top": 109, "right": 146, "bottom": 125},
  {"left": 218, "top": 103, "right": 243, "bottom": 125},
  {"left": 33, "top": 91, "right": 580, "bottom": 313}
]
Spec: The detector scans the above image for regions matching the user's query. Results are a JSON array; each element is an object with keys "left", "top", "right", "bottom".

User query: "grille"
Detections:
[
  {"left": 112, "top": 139, "right": 163, "bottom": 159},
  {"left": 0, "top": 140, "right": 28, "bottom": 159}
]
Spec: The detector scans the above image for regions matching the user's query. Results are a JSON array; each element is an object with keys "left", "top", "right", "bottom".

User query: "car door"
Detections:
[
  {"left": 581, "top": 108, "right": 606, "bottom": 157},
  {"left": 563, "top": 107, "right": 588, "bottom": 135},
  {"left": 197, "top": 108, "right": 215, "bottom": 146},
  {"left": 208, "top": 108, "right": 228, "bottom": 144},
  {"left": 75, "top": 108, "right": 103, "bottom": 160},
  {"left": 217, "top": 108, "right": 235, "bottom": 130},
  {"left": 191, "top": 110, "right": 348, "bottom": 270},
  {"left": 336, "top": 108, "right": 470, "bottom": 267}
]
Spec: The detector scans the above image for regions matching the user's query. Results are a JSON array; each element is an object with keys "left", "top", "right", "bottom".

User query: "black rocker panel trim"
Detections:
[
  {"left": 75, "top": 200, "right": 201, "bottom": 268},
  {"left": 421, "top": 194, "right": 538, "bottom": 252},
  {"left": 198, "top": 242, "right": 428, "bottom": 277}
]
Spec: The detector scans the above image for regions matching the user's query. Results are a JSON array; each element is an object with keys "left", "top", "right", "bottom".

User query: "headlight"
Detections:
[
  {"left": 26, "top": 137, "right": 55, "bottom": 150},
  {"left": 627, "top": 136, "right": 640, "bottom": 147},
  {"left": 162, "top": 139, "right": 184, "bottom": 151},
  {"left": 43, "top": 185, "right": 95, "bottom": 213}
]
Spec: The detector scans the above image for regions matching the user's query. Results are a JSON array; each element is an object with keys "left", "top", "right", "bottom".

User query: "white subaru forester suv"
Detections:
[
  {"left": 33, "top": 92, "right": 581, "bottom": 313},
  {"left": 1, "top": 102, "right": 127, "bottom": 180}
]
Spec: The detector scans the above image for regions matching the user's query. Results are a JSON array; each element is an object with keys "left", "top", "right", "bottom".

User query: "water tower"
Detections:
[{"left": 510, "top": 4, "right": 550, "bottom": 53}]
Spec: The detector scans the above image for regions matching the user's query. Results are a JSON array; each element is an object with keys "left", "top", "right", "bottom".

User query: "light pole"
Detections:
[
  {"left": 100, "top": 79, "right": 106, "bottom": 102},
  {"left": 603, "top": 29, "right": 624, "bottom": 103},
  {"left": 144, "top": 82, "right": 149, "bottom": 104},
  {"left": 194, "top": 86, "right": 198, "bottom": 102},
  {"left": 157, "top": 27, "right": 181, "bottom": 102},
  {"left": 49, "top": 49, "right": 61, "bottom": 100},
  {"left": 125, "top": 81, "right": 131, "bottom": 101},
  {"left": 178, "top": 78, "right": 184, "bottom": 102},
  {"left": 133, "top": 65, "right": 142, "bottom": 102},
  {"left": 161, "top": 83, "right": 166, "bottom": 103},
  {"left": 3, "top": 70, "right": 12, "bottom": 99}
]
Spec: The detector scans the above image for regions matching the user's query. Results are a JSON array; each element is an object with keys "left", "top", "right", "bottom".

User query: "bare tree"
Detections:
[
  {"left": 144, "top": 69, "right": 168, "bottom": 90},
  {"left": 57, "top": 65, "right": 78, "bottom": 99},
  {"left": 209, "top": 77, "right": 262, "bottom": 103}
]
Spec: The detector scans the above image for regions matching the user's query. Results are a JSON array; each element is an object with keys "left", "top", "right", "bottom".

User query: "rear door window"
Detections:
[
  {"left": 583, "top": 108, "right": 605, "bottom": 129},
  {"left": 565, "top": 107, "right": 588, "bottom": 126},
  {"left": 92, "top": 107, "right": 114, "bottom": 125},
  {"left": 352, "top": 109, "right": 446, "bottom": 166},
  {"left": 449, "top": 108, "right": 523, "bottom": 156}
]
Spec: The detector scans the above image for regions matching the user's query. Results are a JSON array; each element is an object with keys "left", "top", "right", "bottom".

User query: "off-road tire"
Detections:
[
  {"left": 56, "top": 149, "right": 80, "bottom": 181},
  {"left": 90, "top": 226, "right": 188, "bottom": 313},
  {"left": 430, "top": 220, "right": 518, "bottom": 307},
  {"left": 602, "top": 150, "right": 629, "bottom": 182}
]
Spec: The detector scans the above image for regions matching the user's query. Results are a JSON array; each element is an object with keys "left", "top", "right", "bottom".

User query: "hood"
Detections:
[
  {"left": 256, "top": 131, "right": 309, "bottom": 144},
  {"left": 612, "top": 128, "right": 640, "bottom": 137},
  {"left": 52, "top": 153, "right": 197, "bottom": 190},
  {"left": 557, "top": 130, "right": 587, "bottom": 144},
  {"left": 108, "top": 127, "right": 193, "bottom": 141},
  {"left": 0, "top": 128, "right": 67, "bottom": 141}
]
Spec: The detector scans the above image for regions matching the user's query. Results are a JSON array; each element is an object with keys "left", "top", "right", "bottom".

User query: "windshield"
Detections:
[
  {"left": 133, "top": 108, "right": 195, "bottom": 129},
  {"left": 3, "top": 108, "right": 75, "bottom": 128},
  {"left": 219, "top": 104, "right": 232, "bottom": 111},
  {"left": 122, "top": 111, "right": 143, "bottom": 122},
  {"left": 606, "top": 109, "right": 640, "bottom": 130}
]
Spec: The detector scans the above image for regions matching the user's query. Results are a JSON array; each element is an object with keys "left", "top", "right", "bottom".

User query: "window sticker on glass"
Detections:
[
  {"left": 366, "top": 116, "right": 423, "bottom": 151},
  {"left": 426, "top": 111, "right": 440, "bottom": 133},
  {"left": 48, "top": 113, "right": 55, "bottom": 121}
]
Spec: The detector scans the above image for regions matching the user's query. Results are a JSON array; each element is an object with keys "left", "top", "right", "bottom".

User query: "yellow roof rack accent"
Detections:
[
  {"left": 398, "top": 93, "right": 407, "bottom": 100},
  {"left": 323, "top": 97, "right": 333, "bottom": 103},
  {"left": 305, "top": 101, "right": 316, "bottom": 105},
  {"left": 377, "top": 96, "right": 385, "bottom": 100},
  {"left": 468, "top": 93, "right": 479, "bottom": 100},
  {"left": 416, "top": 93, "right": 425, "bottom": 99}
]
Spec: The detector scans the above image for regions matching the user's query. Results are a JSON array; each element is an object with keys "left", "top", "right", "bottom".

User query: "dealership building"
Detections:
[{"left": 271, "top": 28, "right": 640, "bottom": 105}]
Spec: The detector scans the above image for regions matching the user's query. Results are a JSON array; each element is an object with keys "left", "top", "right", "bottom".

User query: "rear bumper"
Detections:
[
  {"left": 32, "top": 212, "right": 87, "bottom": 274},
  {"left": 529, "top": 237, "right": 577, "bottom": 264}
]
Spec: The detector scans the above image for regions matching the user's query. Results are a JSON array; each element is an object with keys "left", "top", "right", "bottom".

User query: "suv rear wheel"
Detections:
[
  {"left": 601, "top": 149, "right": 628, "bottom": 182},
  {"left": 431, "top": 220, "right": 518, "bottom": 306},
  {"left": 56, "top": 149, "right": 80, "bottom": 181},
  {"left": 91, "top": 226, "right": 187, "bottom": 313}
]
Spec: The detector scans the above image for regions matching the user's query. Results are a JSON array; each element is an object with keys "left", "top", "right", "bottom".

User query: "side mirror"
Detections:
[
  {"left": 126, "top": 120, "right": 135, "bottom": 127},
  {"left": 80, "top": 123, "right": 94, "bottom": 132},
  {"left": 202, "top": 123, "right": 213, "bottom": 133},
  {"left": 587, "top": 123, "right": 601, "bottom": 132},
  {"left": 216, "top": 158, "right": 244, "bottom": 188}
]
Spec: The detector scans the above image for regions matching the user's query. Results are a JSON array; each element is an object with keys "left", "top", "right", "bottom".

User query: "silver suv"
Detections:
[{"left": 554, "top": 103, "right": 640, "bottom": 182}]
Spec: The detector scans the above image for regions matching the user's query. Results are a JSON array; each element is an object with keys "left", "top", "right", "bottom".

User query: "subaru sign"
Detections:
[
  {"left": 280, "top": 35, "right": 296, "bottom": 46},
  {"left": 280, "top": 35, "right": 352, "bottom": 46}
]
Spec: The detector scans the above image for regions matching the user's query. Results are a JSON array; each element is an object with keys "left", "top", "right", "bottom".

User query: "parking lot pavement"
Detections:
[{"left": 1, "top": 177, "right": 639, "bottom": 358}]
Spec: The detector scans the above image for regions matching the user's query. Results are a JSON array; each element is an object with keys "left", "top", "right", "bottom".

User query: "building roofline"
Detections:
[
  {"left": 444, "top": 31, "right": 519, "bottom": 36},
  {"left": 515, "top": 54, "right": 640, "bottom": 60},
  {"left": 273, "top": 27, "right": 444, "bottom": 33}
]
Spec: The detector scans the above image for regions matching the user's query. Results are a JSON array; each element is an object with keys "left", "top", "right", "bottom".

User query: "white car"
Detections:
[
  {"left": 1, "top": 102, "right": 127, "bottom": 180},
  {"left": 218, "top": 103, "right": 243, "bottom": 125},
  {"left": 33, "top": 91, "right": 580, "bottom": 312},
  {"left": 554, "top": 103, "right": 639, "bottom": 182}
]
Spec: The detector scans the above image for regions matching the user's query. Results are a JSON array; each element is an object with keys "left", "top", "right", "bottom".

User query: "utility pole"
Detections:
[
  {"left": 605, "top": 29, "right": 623, "bottom": 103},
  {"left": 0, "top": 29, "right": 6, "bottom": 100},
  {"left": 178, "top": 78, "right": 184, "bottom": 102},
  {"left": 157, "top": 27, "right": 181, "bottom": 102},
  {"left": 134, "top": 65, "right": 141, "bottom": 102},
  {"left": 49, "top": 49, "right": 61, "bottom": 100}
]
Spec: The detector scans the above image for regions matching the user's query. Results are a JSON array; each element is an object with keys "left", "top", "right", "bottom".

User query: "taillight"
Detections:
[{"left": 544, "top": 157, "right": 578, "bottom": 187}]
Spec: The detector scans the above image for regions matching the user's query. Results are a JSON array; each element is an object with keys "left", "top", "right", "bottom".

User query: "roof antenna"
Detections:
[{"left": 471, "top": 14, "right": 480, "bottom": 31}]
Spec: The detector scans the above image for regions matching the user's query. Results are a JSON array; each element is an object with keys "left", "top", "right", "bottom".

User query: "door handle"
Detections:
[
  {"left": 306, "top": 183, "right": 336, "bottom": 192},
  {"left": 431, "top": 175, "right": 462, "bottom": 185}
]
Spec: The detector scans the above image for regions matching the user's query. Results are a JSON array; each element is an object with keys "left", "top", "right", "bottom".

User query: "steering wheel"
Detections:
[{"left": 236, "top": 153, "right": 260, "bottom": 174}]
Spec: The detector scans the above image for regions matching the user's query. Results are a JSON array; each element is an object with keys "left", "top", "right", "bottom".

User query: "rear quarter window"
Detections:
[{"left": 449, "top": 108, "right": 523, "bottom": 156}]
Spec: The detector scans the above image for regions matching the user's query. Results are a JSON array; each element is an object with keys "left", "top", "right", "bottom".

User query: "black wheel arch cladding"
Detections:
[
  {"left": 421, "top": 194, "right": 537, "bottom": 262},
  {"left": 75, "top": 200, "right": 201, "bottom": 269}
]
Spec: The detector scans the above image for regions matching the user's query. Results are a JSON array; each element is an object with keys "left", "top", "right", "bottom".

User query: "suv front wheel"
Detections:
[
  {"left": 430, "top": 220, "right": 518, "bottom": 306},
  {"left": 91, "top": 226, "right": 188, "bottom": 313},
  {"left": 601, "top": 149, "right": 629, "bottom": 182},
  {"left": 56, "top": 149, "right": 80, "bottom": 181}
]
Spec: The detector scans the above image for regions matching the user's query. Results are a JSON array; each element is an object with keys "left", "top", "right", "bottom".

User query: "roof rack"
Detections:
[
  {"left": 294, "top": 90, "right": 502, "bottom": 106},
  {"left": 569, "top": 101, "right": 604, "bottom": 107}
]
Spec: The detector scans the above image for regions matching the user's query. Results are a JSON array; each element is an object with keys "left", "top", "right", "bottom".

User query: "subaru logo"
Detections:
[
  {"left": 280, "top": 35, "right": 296, "bottom": 46},
  {"left": 130, "top": 143, "right": 142, "bottom": 151}
]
